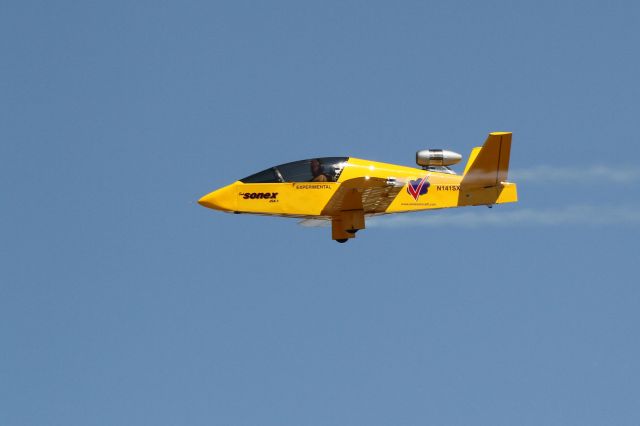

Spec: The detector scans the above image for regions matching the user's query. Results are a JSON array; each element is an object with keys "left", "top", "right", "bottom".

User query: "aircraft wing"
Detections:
[
  {"left": 321, "top": 177, "right": 404, "bottom": 216},
  {"left": 297, "top": 218, "right": 331, "bottom": 227}
]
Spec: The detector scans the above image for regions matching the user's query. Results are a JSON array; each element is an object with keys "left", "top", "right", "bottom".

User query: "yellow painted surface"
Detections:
[{"left": 198, "top": 132, "right": 519, "bottom": 240}]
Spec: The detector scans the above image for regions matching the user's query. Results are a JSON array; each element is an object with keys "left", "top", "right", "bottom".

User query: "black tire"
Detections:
[{"left": 335, "top": 238, "right": 349, "bottom": 243}]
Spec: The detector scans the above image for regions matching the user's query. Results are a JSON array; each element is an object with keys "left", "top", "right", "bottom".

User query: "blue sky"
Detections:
[{"left": 2, "top": 1, "right": 640, "bottom": 425}]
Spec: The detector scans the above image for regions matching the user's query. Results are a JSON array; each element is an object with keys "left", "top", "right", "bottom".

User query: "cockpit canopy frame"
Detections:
[{"left": 240, "top": 157, "right": 349, "bottom": 183}]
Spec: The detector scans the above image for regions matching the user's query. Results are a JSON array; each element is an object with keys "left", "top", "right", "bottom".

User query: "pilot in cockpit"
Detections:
[{"left": 310, "top": 159, "right": 329, "bottom": 182}]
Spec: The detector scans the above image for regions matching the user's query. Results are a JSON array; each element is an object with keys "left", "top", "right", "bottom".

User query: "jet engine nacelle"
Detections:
[{"left": 416, "top": 149, "right": 462, "bottom": 167}]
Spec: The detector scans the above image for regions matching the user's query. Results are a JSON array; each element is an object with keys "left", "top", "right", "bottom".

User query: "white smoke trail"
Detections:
[
  {"left": 369, "top": 205, "right": 640, "bottom": 228},
  {"left": 510, "top": 165, "right": 640, "bottom": 184}
]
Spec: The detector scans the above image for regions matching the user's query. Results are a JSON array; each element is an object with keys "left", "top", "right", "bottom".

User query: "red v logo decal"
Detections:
[{"left": 407, "top": 176, "right": 429, "bottom": 201}]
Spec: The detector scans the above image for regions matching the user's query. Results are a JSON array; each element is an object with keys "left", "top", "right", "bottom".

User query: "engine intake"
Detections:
[{"left": 416, "top": 149, "right": 462, "bottom": 167}]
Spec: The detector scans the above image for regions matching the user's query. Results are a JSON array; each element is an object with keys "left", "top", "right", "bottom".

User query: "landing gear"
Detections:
[{"left": 331, "top": 210, "right": 364, "bottom": 243}]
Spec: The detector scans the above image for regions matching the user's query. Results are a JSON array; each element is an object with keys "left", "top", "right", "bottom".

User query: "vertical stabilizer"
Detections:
[{"left": 461, "top": 132, "right": 512, "bottom": 188}]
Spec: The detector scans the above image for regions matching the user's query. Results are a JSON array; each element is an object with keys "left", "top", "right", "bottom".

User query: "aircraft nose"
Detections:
[
  {"left": 198, "top": 184, "right": 237, "bottom": 211},
  {"left": 197, "top": 192, "right": 219, "bottom": 209}
]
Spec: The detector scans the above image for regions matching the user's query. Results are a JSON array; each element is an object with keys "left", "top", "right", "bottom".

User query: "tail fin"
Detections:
[{"left": 461, "top": 132, "right": 512, "bottom": 188}]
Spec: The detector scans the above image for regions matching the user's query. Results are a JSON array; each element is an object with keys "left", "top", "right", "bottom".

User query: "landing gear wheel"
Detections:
[{"left": 336, "top": 238, "right": 349, "bottom": 243}]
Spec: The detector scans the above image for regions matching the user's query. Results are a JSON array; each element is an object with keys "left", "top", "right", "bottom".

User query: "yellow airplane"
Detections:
[{"left": 199, "top": 132, "right": 517, "bottom": 242}]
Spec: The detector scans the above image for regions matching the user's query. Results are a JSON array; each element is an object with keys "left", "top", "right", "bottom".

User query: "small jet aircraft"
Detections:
[{"left": 199, "top": 132, "right": 518, "bottom": 242}]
